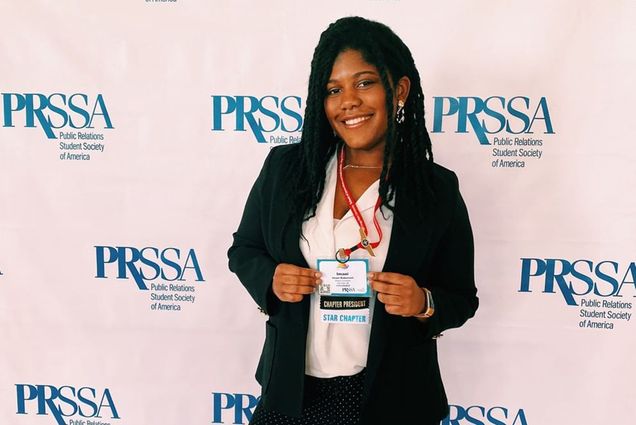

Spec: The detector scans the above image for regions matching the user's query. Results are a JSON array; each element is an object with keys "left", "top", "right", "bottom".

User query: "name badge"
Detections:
[{"left": 317, "top": 259, "right": 370, "bottom": 325}]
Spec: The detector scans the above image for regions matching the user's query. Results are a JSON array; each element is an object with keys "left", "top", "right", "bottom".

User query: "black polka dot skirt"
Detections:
[{"left": 249, "top": 370, "right": 365, "bottom": 425}]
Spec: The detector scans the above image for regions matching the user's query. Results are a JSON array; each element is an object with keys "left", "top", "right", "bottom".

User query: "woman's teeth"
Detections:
[{"left": 344, "top": 116, "right": 371, "bottom": 125}]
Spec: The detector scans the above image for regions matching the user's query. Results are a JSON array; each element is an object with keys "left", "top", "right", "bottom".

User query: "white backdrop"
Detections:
[{"left": 1, "top": 1, "right": 635, "bottom": 424}]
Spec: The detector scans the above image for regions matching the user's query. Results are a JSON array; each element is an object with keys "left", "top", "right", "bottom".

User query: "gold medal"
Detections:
[{"left": 359, "top": 228, "right": 376, "bottom": 257}]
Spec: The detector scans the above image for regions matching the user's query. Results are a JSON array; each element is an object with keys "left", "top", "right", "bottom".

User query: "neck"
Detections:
[{"left": 344, "top": 143, "right": 385, "bottom": 167}]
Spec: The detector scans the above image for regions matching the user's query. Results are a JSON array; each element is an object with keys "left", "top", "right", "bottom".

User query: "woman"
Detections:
[{"left": 228, "top": 16, "right": 478, "bottom": 425}]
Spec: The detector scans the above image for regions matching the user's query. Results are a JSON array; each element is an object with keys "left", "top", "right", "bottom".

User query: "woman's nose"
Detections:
[{"left": 339, "top": 88, "right": 362, "bottom": 110}]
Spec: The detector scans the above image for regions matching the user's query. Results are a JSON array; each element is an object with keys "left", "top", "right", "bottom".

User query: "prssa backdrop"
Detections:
[{"left": 1, "top": 1, "right": 635, "bottom": 424}]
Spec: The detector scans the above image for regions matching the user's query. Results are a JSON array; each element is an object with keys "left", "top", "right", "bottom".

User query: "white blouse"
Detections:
[{"left": 300, "top": 153, "right": 395, "bottom": 378}]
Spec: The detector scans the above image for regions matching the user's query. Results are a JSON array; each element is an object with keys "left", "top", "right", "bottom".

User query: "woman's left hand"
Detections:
[{"left": 368, "top": 272, "right": 426, "bottom": 317}]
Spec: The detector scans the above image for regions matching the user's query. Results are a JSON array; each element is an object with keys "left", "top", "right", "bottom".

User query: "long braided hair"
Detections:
[{"left": 288, "top": 16, "right": 435, "bottom": 222}]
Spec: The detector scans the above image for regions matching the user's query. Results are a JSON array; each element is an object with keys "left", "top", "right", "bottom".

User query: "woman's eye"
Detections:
[
  {"left": 327, "top": 87, "right": 340, "bottom": 95},
  {"left": 358, "top": 80, "right": 375, "bottom": 88}
]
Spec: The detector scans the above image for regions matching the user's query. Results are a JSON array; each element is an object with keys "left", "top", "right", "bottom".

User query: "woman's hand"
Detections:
[
  {"left": 369, "top": 272, "right": 426, "bottom": 317},
  {"left": 273, "top": 263, "right": 321, "bottom": 303}
]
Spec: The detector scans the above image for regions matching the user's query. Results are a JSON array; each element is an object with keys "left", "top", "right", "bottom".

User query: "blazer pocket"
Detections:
[{"left": 260, "top": 321, "right": 277, "bottom": 394}]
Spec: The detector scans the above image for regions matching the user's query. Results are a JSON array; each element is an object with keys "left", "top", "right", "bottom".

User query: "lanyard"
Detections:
[{"left": 335, "top": 145, "right": 383, "bottom": 263}]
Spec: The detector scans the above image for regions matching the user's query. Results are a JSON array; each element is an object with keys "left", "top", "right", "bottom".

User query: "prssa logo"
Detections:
[
  {"left": 2, "top": 93, "right": 114, "bottom": 139},
  {"left": 432, "top": 96, "right": 554, "bottom": 145},
  {"left": 95, "top": 246, "right": 205, "bottom": 312},
  {"left": 211, "top": 95, "right": 303, "bottom": 144},
  {"left": 212, "top": 392, "right": 260, "bottom": 424},
  {"left": 95, "top": 246, "right": 204, "bottom": 290},
  {"left": 16, "top": 384, "right": 120, "bottom": 425},
  {"left": 520, "top": 258, "right": 636, "bottom": 306},
  {"left": 443, "top": 405, "right": 528, "bottom": 425}
]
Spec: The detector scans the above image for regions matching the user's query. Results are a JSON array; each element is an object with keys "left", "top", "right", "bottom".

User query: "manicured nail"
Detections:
[
  {"left": 368, "top": 272, "right": 374, "bottom": 279},
  {"left": 315, "top": 279, "right": 322, "bottom": 285},
  {"left": 315, "top": 272, "right": 322, "bottom": 278}
]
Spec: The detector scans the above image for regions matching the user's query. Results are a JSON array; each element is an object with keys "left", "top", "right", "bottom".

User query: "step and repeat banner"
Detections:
[{"left": 1, "top": 1, "right": 635, "bottom": 424}]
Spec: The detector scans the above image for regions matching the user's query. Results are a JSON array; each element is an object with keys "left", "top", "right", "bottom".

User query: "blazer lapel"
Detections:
[
  {"left": 363, "top": 190, "right": 435, "bottom": 399},
  {"left": 383, "top": 193, "right": 435, "bottom": 277}
]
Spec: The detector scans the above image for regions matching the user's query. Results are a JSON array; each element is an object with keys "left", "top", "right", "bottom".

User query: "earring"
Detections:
[
  {"left": 333, "top": 129, "right": 338, "bottom": 138},
  {"left": 396, "top": 100, "right": 405, "bottom": 124}
]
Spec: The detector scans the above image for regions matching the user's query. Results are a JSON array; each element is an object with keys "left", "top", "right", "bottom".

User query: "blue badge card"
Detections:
[
  {"left": 317, "top": 259, "right": 370, "bottom": 297},
  {"left": 317, "top": 259, "right": 371, "bottom": 324}
]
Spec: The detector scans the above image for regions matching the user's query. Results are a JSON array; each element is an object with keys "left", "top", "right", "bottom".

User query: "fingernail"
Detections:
[
  {"left": 315, "top": 279, "right": 322, "bottom": 285},
  {"left": 367, "top": 272, "right": 374, "bottom": 279},
  {"left": 315, "top": 272, "right": 322, "bottom": 277}
]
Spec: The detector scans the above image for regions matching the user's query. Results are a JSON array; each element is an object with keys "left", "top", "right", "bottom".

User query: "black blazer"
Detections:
[{"left": 228, "top": 144, "right": 478, "bottom": 424}]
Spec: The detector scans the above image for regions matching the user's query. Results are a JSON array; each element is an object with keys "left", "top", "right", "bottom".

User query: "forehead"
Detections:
[{"left": 328, "top": 49, "right": 379, "bottom": 80}]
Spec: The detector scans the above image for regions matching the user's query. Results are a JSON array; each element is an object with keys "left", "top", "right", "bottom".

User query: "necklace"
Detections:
[
  {"left": 335, "top": 145, "right": 383, "bottom": 263},
  {"left": 343, "top": 164, "right": 382, "bottom": 170}
]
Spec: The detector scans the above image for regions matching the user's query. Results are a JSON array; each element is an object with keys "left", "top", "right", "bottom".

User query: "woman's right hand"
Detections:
[{"left": 272, "top": 263, "right": 321, "bottom": 302}]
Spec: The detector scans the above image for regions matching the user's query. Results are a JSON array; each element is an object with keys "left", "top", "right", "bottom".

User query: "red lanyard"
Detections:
[{"left": 335, "top": 145, "right": 383, "bottom": 263}]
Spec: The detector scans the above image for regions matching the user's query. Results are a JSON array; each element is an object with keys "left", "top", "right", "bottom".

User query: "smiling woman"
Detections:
[
  {"left": 324, "top": 49, "right": 411, "bottom": 220},
  {"left": 228, "top": 16, "right": 478, "bottom": 425}
]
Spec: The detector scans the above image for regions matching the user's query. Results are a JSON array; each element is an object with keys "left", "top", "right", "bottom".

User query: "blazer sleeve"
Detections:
[
  {"left": 227, "top": 149, "right": 280, "bottom": 315},
  {"left": 420, "top": 172, "right": 478, "bottom": 339}
]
